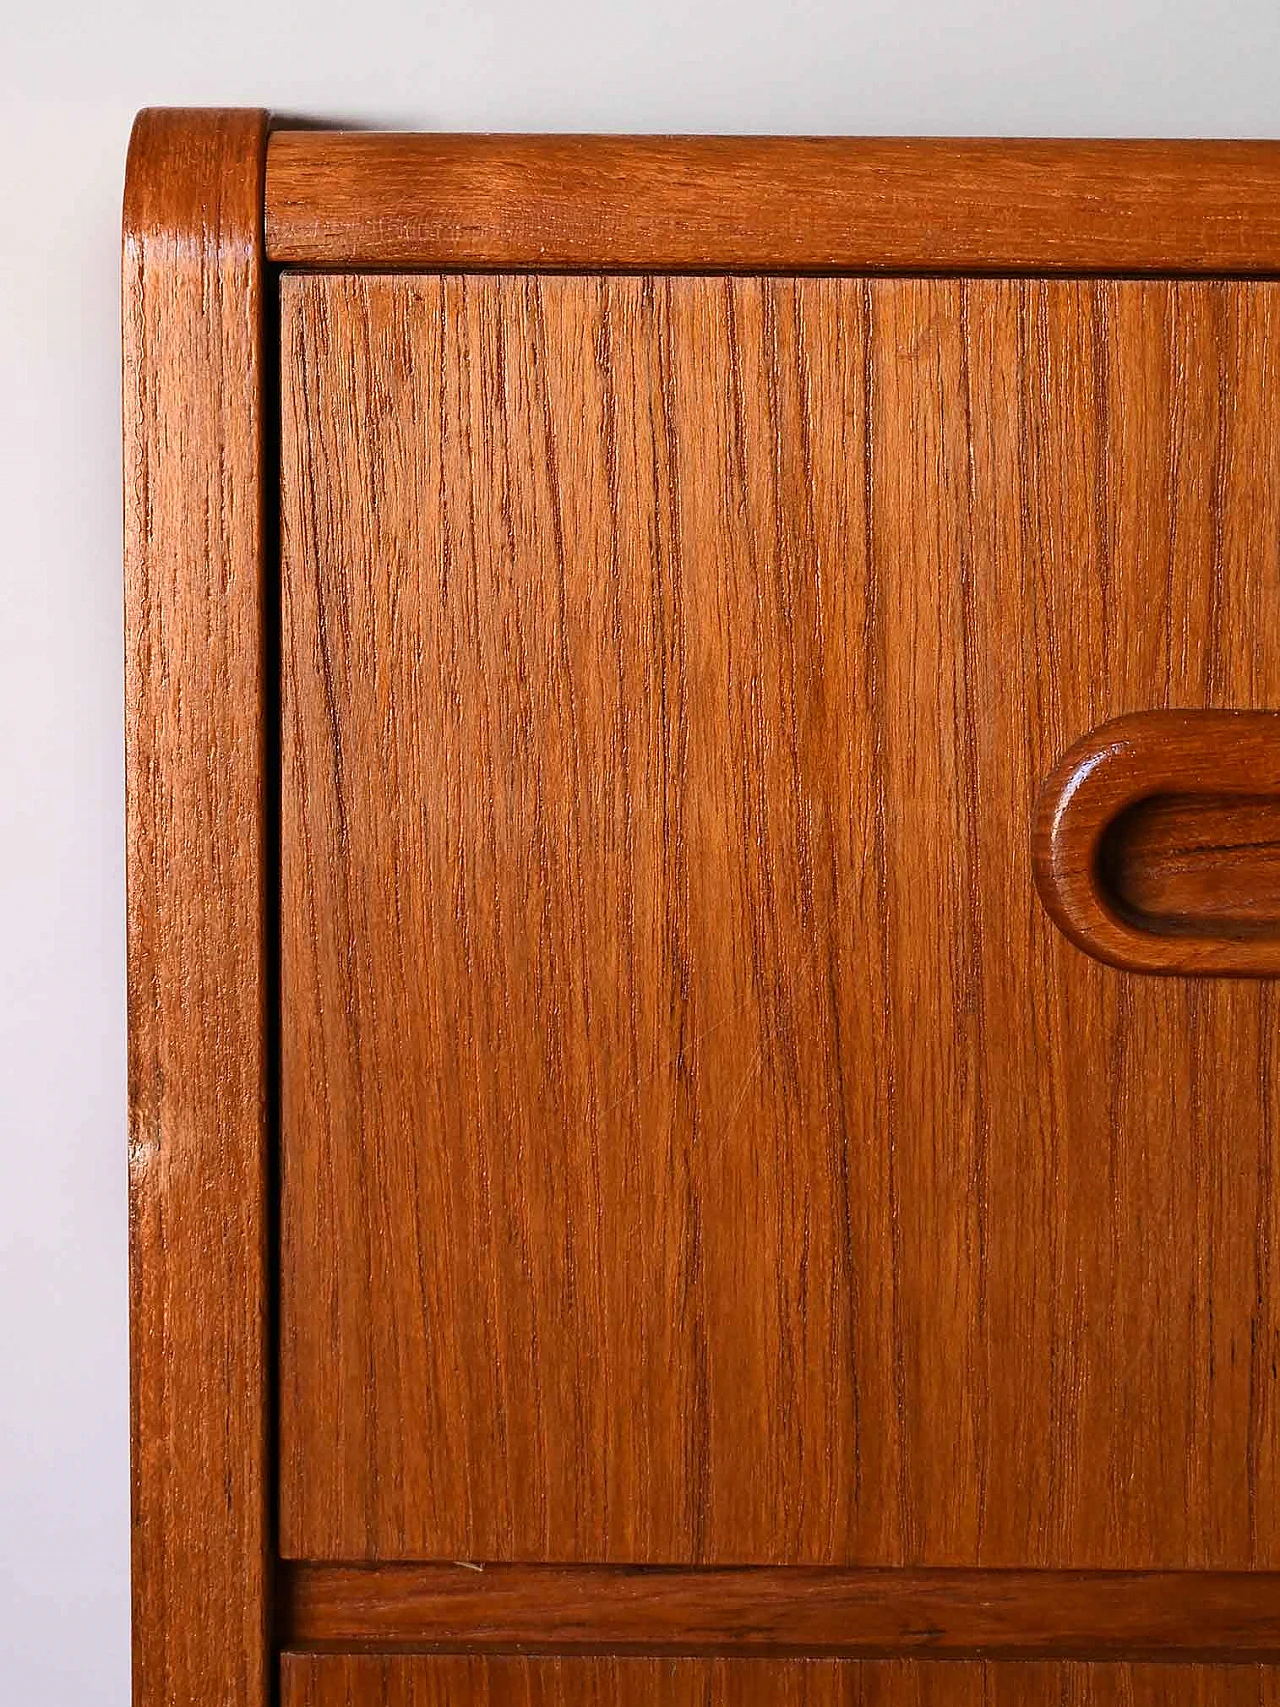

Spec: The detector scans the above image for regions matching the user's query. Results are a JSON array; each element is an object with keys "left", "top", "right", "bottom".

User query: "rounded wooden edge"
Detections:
[
  {"left": 1031, "top": 710, "right": 1280, "bottom": 977},
  {"left": 123, "top": 105, "right": 272, "bottom": 1707},
  {"left": 125, "top": 107, "right": 270, "bottom": 258},
  {"left": 263, "top": 131, "right": 1280, "bottom": 273}
]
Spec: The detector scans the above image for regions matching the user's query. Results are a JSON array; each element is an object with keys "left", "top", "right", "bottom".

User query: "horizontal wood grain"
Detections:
[
  {"left": 123, "top": 108, "right": 271, "bottom": 1707},
  {"left": 280, "top": 273, "right": 1280, "bottom": 1568},
  {"left": 1033, "top": 711, "right": 1280, "bottom": 973},
  {"left": 266, "top": 134, "right": 1280, "bottom": 272},
  {"left": 282, "top": 1563, "right": 1280, "bottom": 1660},
  {"left": 281, "top": 1654, "right": 1280, "bottom": 1707},
  {"left": 1103, "top": 796, "right": 1280, "bottom": 932}
]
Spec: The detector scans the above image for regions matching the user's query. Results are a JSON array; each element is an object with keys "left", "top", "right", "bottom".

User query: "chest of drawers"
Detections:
[{"left": 125, "top": 108, "right": 1280, "bottom": 1707}]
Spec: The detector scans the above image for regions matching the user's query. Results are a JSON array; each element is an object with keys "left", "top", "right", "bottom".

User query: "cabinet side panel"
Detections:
[{"left": 123, "top": 107, "right": 270, "bottom": 1707}]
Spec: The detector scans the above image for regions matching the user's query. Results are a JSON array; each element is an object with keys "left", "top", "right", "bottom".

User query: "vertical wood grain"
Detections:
[
  {"left": 279, "top": 273, "right": 1280, "bottom": 1568},
  {"left": 123, "top": 108, "right": 270, "bottom": 1707},
  {"left": 281, "top": 1654, "right": 1280, "bottom": 1707}
]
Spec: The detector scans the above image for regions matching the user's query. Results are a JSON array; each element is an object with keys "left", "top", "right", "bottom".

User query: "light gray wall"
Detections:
[{"left": 2, "top": 4, "right": 1277, "bottom": 1699}]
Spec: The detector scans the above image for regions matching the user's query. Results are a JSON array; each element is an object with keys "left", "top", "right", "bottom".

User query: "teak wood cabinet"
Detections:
[{"left": 125, "top": 110, "right": 1280, "bottom": 1707}]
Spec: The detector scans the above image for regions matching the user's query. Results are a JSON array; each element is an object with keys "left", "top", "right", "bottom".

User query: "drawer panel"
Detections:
[
  {"left": 281, "top": 1657, "right": 1280, "bottom": 1707},
  {"left": 279, "top": 271, "right": 1280, "bottom": 1564}
]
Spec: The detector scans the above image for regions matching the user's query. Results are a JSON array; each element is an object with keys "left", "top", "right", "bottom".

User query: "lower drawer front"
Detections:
[{"left": 282, "top": 1657, "right": 1280, "bottom": 1706}]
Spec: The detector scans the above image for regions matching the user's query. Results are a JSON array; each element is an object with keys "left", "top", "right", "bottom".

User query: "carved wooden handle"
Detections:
[{"left": 1032, "top": 710, "right": 1280, "bottom": 975}]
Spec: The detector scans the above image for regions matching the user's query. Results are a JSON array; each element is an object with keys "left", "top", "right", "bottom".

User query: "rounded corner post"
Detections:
[{"left": 123, "top": 106, "right": 273, "bottom": 1707}]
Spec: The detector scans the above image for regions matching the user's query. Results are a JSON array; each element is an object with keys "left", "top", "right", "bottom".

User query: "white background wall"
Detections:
[{"left": 3, "top": 3, "right": 1278, "bottom": 1699}]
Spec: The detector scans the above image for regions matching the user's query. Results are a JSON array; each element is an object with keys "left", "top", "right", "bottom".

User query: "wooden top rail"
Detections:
[{"left": 265, "top": 132, "right": 1280, "bottom": 274}]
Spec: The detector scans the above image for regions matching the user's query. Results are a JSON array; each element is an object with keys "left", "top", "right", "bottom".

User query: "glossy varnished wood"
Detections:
[
  {"left": 281, "top": 1655, "right": 1280, "bottom": 1707},
  {"left": 123, "top": 108, "right": 271, "bottom": 1707},
  {"left": 265, "top": 134, "right": 1280, "bottom": 273},
  {"left": 1103, "top": 795, "right": 1280, "bottom": 931},
  {"left": 279, "top": 272, "right": 1280, "bottom": 1568},
  {"left": 282, "top": 1562, "right": 1280, "bottom": 1659},
  {"left": 1034, "top": 711, "right": 1280, "bottom": 973}
]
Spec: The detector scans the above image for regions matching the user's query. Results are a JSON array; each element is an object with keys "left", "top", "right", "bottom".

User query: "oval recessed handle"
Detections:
[{"left": 1032, "top": 710, "right": 1280, "bottom": 976}]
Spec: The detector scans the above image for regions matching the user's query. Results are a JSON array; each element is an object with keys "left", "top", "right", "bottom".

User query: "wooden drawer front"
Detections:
[
  {"left": 282, "top": 1657, "right": 1280, "bottom": 1707},
  {"left": 279, "top": 271, "right": 1280, "bottom": 1566}
]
